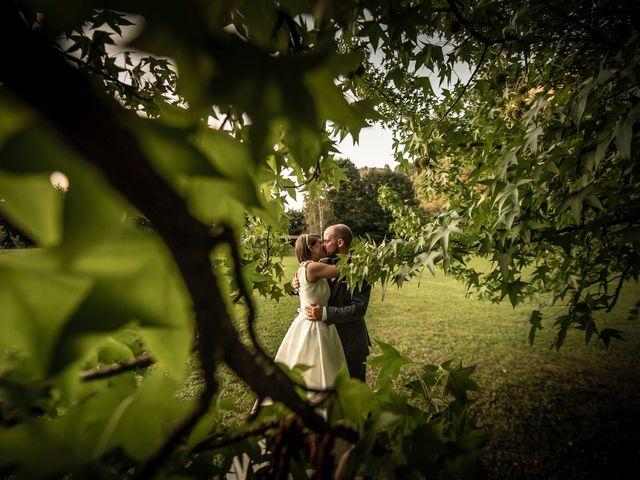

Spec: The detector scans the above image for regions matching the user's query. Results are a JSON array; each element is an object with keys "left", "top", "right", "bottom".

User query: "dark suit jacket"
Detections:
[{"left": 322, "top": 257, "right": 372, "bottom": 358}]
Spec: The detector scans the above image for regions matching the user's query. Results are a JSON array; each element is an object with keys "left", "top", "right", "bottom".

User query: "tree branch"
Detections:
[
  {"left": 446, "top": 0, "right": 516, "bottom": 46},
  {"left": 263, "top": 225, "right": 272, "bottom": 271},
  {"left": 191, "top": 420, "right": 281, "bottom": 453},
  {"left": 60, "top": 50, "right": 154, "bottom": 103},
  {"left": 282, "top": 154, "right": 323, "bottom": 190},
  {"left": 607, "top": 258, "right": 633, "bottom": 312},
  {"left": 220, "top": 225, "right": 272, "bottom": 363},
  {"left": 422, "top": 43, "right": 489, "bottom": 135},
  {"left": 80, "top": 353, "right": 155, "bottom": 381}
]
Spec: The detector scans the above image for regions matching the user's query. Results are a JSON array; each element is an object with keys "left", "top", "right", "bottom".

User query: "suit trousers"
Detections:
[{"left": 346, "top": 353, "right": 367, "bottom": 382}]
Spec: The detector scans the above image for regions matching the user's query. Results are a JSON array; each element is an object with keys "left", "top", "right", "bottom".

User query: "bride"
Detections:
[
  {"left": 273, "top": 233, "right": 347, "bottom": 390},
  {"left": 233, "top": 235, "right": 347, "bottom": 479}
]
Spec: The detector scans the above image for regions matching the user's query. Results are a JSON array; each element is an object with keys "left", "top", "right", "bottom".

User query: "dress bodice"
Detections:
[{"left": 298, "top": 261, "right": 330, "bottom": 307}]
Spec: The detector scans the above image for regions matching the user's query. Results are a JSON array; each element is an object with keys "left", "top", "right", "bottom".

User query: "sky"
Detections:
[
  {"left": 336, "top": 123, "right": 396, "bottom": 169},
  {"left": 285, "top": 123, "right": 396, "bottom": 210}
]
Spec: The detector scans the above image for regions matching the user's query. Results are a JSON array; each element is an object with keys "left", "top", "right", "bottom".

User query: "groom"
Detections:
[{"left": 304, "top": 224, "right": 372, "bottom": 382}]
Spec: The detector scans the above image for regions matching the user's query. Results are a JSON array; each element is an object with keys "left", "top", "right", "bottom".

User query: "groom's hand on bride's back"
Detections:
[{"left": 305, "top": 303, "right": 323, "bottom": 321}]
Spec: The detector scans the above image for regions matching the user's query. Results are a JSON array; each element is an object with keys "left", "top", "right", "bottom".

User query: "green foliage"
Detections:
[
  {"left": 241, "top": 343, "right": 485, "bottom": 479},
  {"left": 3, "top": 0, "right": 636, "bottom": 477},
  {"left": 341, "top": 0, "right": 640, "bottom": 349},
  {"left": 344, "top": 343, "right": 484, "bottom": 479}
]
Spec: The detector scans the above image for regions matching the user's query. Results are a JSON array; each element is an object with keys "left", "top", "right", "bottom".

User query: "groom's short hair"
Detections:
[{"left": 329, "top": 224, "right": 353, "bottom": 249}]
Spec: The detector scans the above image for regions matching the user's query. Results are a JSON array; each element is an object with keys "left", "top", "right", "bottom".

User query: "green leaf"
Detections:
[
  {"left": 0, "top": 172, "right": 64, "bottom": 246},
  {"left": 194, "top": 128, "right": 255, "bottom": 179},
  {"left": 100, "top": 371, "right": 193, "bottom": 460},
  {"left": 0, "top": 251, "right": 93, "bottom": 377},
  {"left": 429, "top": 220, "right": 462, "bottom": 255},
  {"left": 598, "top": 328, "right": 624, "bottom": 347},
  {"left": 0, "top": 372, "right": 133, "bottom": 477},
  {"left": 614, "top": 118, "right": 632, "bottom": 160},
  {"left": 407, "top": 422, "right": 448, "bottom": 473},
  {"left": 135, "top": 119, "right": 225, "bottom": 181},
  {"left": 594, "top": 132, "right": 614, "bottom": 169},
  {"left": 96, "top": 337, "right": 135, "bottom": 365},
  {"left": 572, "top": 81, "right": 593, "bottom": 124},
  {"left": 48, "top": 232, "right": 192, "bottom": 374},
  {"left": 523, "top": 124, "right": 543, "bottom": 154},
  {"left": 405, "top": 364, "right": 439, "bottom": 398},
  {"left": 0, "top": 124, "right": 130, "bottom": 254},
  {"left": 180, "top": 176, "right": 254, "bottom": 228},
  {"left": 328, "top": 369, "right": 377, "bottom": 429},
  {"left": 304, "top": 51, "right": 366, "bottom": 136},
  {"left": 584, "top": 320, "right": 598, "bottom": 345},
  {"left": 528, "top": 309, "right": 543, "bottom": 346},
  {"left": 614, "top": 103, "right": 640, "bottom": 160},
  {"left": 418, "top": 251, "right": 438, "bottom": 276},
  {"left": 369, "top": 340, "right": 413, "bottom": 385},
  {"left": 139, "top": 326, "right": 192, "bottom": 379},
  {"left": 445, "top": 363, "right": 479, "bottom": 403},
  {"left": 505, "top": 279, "right": 528, "bottom": 308},
  {"left": 560, "top": 193, "right": 584, "bottom": 225}
]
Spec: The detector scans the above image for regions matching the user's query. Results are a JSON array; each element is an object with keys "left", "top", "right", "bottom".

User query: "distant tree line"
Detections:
[{"left": 297, "top": 159, "right": 419, "bottom": 242}]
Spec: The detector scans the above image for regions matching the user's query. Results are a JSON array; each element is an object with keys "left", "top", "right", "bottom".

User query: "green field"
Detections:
[{"left": 247, "top": 256, "right": 640, "bottom": 479}]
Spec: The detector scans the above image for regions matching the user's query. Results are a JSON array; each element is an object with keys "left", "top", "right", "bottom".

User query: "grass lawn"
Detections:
[{"left": 246, "top": 256, "right": 640, "bottom": 479}]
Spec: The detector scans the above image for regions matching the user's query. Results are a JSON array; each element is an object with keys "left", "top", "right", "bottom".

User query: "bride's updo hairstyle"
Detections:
[{"left": 295, "top": 233, "right": 321, "bottom": 263}]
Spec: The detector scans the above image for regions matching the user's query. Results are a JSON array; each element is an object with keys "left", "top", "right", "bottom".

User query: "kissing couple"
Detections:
[{"left": 274, "top": 223, "right": 372, "bottom": 390}]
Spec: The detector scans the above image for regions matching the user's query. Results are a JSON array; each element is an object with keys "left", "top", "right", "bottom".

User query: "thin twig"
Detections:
[
  {"left": 607, "top": 258, "right": 633, "bottom": 312},
  {"left": 221, "top": 226, "right": 271, "bottom": 363},
  {"left": 80, "top": 353, "right": 155, "bottom": 381},
  {"left": 219, "top": 113, "right": 232, "bottom": 131},
  {"left": 421, "top": 43, "right": 489, "bottom": 137},
  {"left": 283, "top": 11, "right": 304, "bottom": 51},
  {"left": 282, "top": 155, "right": 322, "bottom": 190},
  {"left": 263, "top": 225, "right": 272, "bottom": 271},
  {"left": 191, "top": 420, "right": 281, "bottom": 453},
  {"left": 441, "top": 44, "right": 488, "bottom": 121},
  {"left": 60, "top": 50, "right": 154, "bottom": 103}
]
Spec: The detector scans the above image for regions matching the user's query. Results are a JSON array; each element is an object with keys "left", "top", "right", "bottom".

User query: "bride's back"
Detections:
[{"left": 298, "top": 261, "right": 331, "bottom": 307}]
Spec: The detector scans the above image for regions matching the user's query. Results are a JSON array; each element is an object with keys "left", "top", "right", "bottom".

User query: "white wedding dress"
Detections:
[{"left": 273, "top": 261, "right": 347, "bottom": 389}]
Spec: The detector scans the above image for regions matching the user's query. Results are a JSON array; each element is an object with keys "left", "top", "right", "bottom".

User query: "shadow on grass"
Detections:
[{"left": 475, "top": 367, "right": 640, "bottom": 479}]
